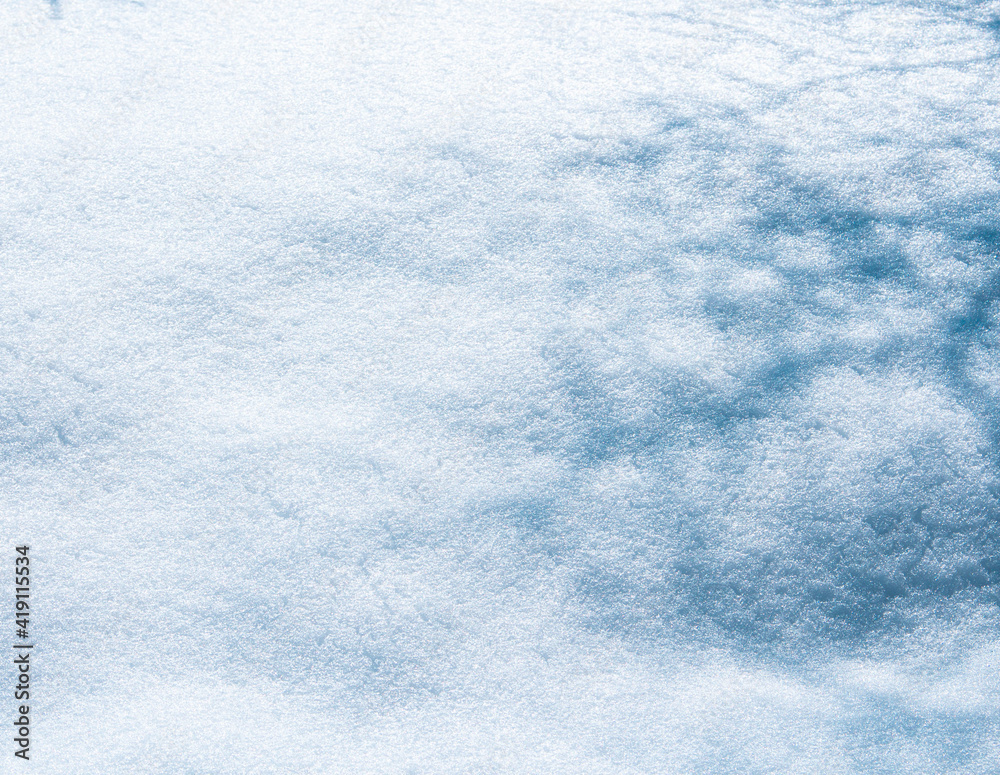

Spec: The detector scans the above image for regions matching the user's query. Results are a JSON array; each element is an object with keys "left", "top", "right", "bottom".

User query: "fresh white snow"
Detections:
[{"left": 2, "top": 0, "right": 1000, "bottom": 771}]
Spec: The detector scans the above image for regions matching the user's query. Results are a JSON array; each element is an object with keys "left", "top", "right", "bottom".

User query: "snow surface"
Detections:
[{"left": 3, "top": 0, "right": 1000, "bottom": 772}]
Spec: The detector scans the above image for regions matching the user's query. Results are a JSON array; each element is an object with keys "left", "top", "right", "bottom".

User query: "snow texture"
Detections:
[{"left": 3, "top": 0, "right": 1000, "bottom": 772}]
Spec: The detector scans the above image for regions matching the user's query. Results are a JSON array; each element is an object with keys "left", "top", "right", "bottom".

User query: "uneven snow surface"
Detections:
[{"left": 3, "top": 0, "right": 1000, "bottom": 772}]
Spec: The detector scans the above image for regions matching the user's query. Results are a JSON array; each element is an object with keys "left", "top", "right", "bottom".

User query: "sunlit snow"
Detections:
[{"left": 3, "top": 0, "right": 1000, "bottom": 772}]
